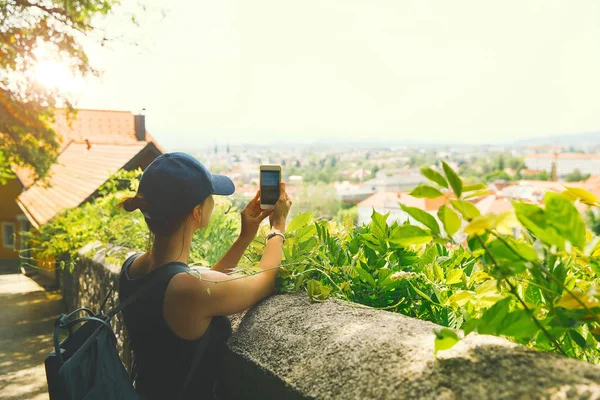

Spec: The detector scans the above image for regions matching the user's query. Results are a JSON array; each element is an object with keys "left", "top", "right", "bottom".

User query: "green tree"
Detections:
[
  {"left": 292, "top": 182, "right": 341, "bottom": 219},
  {"left": 566, "top": 169, "right": 591, "bottom": 182},
  {"left": 1, "top": 0, "right": 124, "bottom": 181}
]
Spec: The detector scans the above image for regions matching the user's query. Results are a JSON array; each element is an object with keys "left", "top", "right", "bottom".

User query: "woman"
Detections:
[{"left": 118, "top": 152, "right": 292, "bottom": 400}]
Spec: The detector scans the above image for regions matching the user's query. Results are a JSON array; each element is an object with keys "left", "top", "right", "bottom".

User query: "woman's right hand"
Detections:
[{"left": 269, "top": 182, "right": 292, "bottom": 231}]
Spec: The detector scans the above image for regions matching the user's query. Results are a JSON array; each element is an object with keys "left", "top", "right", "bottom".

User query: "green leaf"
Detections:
[
  {"left": 307, "top": 279, "right": 331, "bottom": 301},
  {"left": 295, "top": 224, "right": 317, "bottom": 243},
  {"left": 445, "top": 269, "right": 464, "bottom": 285},
  {"left": 286, "top": 212, "right": 314, "bottom": 233},
  {"left": 513, "top": 201, "right": 565, "bottom": 249},
  {"left": 400, "top": 204, "right": 440, "bottom": 235},
  {"left": 475, "top": 297, "right": 511, "bottom": 334},
  {"left": 354, "top": 266, "right": 377, "bottom": 288},
  {"left": 569, "top": 330, "right": 587, "bottom": 349},
  {"left": 470, "top": 297, "right": 539, "bottom": 340},
  {"left": 511, "top": 241, "right": 538, "bottom": 262},
  {"left": 370, "top": 209, "right": 388, "bottom": 239},
  {"left": 464, "top": 189, "right": 493, "bottom": 199},
  {"left": 564, "top": 186, "right": 599, "bottom": 206},
  {"left": 544, "top": 192, "right": 586, "bottom": 249},
  {"left": 442, "top": 161, "right": 463, "bottom": 198},
  {"left": 450, "top": 199, "right": 481, "bottom": 220},
  {"left": 410, "top": 185, "right": 444, "bottom": 199},
  {"left": 389, "top": 225, "right": 432, "bottom": 247},
  {"left": 447, "top": 290, "right": 475, "bottom": 307},
  {"left": 434, "top": 328, "right": 460, "bottom": 355},
  {"left": 420, "top": 167, "right": 448, "bottom": 188},
  {"left": 438, "top": 205, "right": 461, "bottom": 237},
  {"left": 463, "top": 183, "right": 487, "bottom": 192}
]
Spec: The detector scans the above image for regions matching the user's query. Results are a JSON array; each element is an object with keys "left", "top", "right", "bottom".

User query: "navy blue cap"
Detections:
[{"left": 138, "top": 152, "right": 235, "bottom": 219}]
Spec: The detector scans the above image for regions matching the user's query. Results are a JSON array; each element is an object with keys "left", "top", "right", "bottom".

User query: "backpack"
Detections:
[{"left": 45, "top": 259, "right": 210, "bottom": 400}]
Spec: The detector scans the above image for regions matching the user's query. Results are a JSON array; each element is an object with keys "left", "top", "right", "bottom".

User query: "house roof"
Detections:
[
  {"left": 52, "top": 109, "right": 140, "bottom": 149},
  {"left": 16, "top": 142, "right": 157, "bottom": 228},
  {"left": 12, "top": 109, "right": 162, "bottom": 188},
  {"left": 474, "top": 195, "right": 515, "bottom": 215},
  {"left": 357, "top": 191, "right": 448, "bottom": 211},
  {"left": 526, "top": 153, "right": 600, "bottom": 160}
]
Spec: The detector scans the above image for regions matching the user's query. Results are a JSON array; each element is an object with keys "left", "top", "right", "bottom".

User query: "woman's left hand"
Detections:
[{"left": 240, "top": 190, "right": 272, "bottom": 239}]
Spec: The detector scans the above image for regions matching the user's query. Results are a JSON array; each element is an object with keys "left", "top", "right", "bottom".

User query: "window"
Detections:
[{"left": 2, "top": 222, "right": 16, "bottom": 249}]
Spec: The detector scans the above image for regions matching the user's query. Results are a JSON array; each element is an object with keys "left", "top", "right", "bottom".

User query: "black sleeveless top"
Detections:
[{"left": 118, "top": 254, "right": 232, "bottom": 400}]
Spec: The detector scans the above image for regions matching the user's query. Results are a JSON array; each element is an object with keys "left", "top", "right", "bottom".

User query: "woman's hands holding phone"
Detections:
[
  {"left": 240, "top": 190, "right": 272, "bottom": 239},
  {"left": 269, "top": 182, "right": 292, "bottom": 231}
]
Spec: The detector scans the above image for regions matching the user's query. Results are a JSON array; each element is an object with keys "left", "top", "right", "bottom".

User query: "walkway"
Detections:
[{"left": 0, "top": 268, "right": 63, "bottom": 400}]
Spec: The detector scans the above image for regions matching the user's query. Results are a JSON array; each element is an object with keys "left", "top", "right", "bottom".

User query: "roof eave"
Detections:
[{"left": 15, "top": 198, "right": 40, "bottom": 229}]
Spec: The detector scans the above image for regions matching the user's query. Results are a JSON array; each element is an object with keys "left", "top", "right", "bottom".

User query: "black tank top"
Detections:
[{"left": 118, "top": 253, "right": 232, "bottom": 400}]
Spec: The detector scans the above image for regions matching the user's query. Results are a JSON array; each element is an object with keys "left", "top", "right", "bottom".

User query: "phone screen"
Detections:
[{"left": 260, "top": 170, "right": 280, "bottom": 205}]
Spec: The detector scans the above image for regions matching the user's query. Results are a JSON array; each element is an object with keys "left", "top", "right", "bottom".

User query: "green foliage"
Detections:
[
  {"left": 566, "top": 169, "right": 591, "bottom": 183},
  {"left": 292, "top": 183, "right": 341, "bottom": 220},
  {"left": 1, "top": 0, "right": 127, "bottom": 180},
  {"left": 434, "top": 328, "right": 460, "bottom": 354}
]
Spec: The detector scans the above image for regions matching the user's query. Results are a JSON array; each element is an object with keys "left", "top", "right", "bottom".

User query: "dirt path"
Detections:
[{"left": 0, "top": 272, "right": 64, "bottom": 400}]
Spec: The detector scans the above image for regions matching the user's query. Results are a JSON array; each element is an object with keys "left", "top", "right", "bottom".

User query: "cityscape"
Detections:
[{"left": 188, "top": 138, "right": 600, "bottom": 229}]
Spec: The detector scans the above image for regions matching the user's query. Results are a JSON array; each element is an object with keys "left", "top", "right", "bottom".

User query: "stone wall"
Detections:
[{"left": 62, "top": 253, "right": 600, "bottom": 399}]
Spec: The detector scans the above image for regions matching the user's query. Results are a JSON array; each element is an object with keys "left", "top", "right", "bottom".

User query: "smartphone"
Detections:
[{"left": 260, "top": 164, "right": 281, "bottom": 210}]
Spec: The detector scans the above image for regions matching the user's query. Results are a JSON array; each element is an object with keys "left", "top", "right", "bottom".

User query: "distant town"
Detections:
[{"left": 186, "top": 139, "right": 600, "bottom": 230}]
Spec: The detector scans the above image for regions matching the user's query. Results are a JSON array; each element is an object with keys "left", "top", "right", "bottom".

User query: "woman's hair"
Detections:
[{"left": 121, "top": 194, "right": 190, "bottom": 237}]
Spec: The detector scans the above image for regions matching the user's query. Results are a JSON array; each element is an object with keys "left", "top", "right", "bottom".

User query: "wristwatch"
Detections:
[{"left": 267, "top": 228, "right": 285, "bottom": 243}]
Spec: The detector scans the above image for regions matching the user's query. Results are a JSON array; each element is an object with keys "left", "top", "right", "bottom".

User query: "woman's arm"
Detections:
[
  {"left": 165, "top": 184, "right": 292, "bottom": 339},
  {"left": 211, "top": 235, "right": 253, "bottom": 274},
  {"left": 211, "top": 190, "right": 271, "bottom": 274}
]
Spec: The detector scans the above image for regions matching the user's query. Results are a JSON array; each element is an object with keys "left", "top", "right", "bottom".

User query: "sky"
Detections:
[{"left": 59, "top": 0, "right": 600, "bottom": 149}]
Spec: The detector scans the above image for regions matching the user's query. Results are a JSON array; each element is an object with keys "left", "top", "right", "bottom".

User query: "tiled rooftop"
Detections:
[{"left": 16, "top": 142, "right": 151, "bottom": 227}]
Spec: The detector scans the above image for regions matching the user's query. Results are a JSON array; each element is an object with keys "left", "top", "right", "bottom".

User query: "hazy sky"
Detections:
[{"left": 68, "top": 0, "right": 600, "bottom": 149}]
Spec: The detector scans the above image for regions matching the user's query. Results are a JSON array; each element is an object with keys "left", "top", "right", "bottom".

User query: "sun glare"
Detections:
[{"left": 33, "top": 58, "right": 83, "bottom": 93}]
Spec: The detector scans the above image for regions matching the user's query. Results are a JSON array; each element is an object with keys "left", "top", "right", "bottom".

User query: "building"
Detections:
[
  {"left": 525, "top": 153, "right": 600, "bottom": 178},
  {"left": 363, "top": 169, "right": 427, "bottom": 192},
  {"left": 357, "top": 191, "right": 448, "bottom": 226},
  {"left": 0, "top": 109, "right": 163, "bottom": 269}
]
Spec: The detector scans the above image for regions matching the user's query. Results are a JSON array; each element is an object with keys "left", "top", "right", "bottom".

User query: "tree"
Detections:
[
  {"left": 0, "top": 0, "right": 122, "bottom": 181},
  {"left": 565, "top": 169, "right": 591, "bottom": 182},
  {"left": 292, "top": 183, "right": 341, "bottom": 220}
]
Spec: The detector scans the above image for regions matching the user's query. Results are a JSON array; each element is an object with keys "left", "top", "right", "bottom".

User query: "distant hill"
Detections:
[{"left": 515, "top": 131, "right": 600, "bottom": 147}]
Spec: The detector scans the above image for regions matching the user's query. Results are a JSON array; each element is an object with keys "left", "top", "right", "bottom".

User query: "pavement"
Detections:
[{"left": 0, "top": 268, "right": 64, "bottom": 400}]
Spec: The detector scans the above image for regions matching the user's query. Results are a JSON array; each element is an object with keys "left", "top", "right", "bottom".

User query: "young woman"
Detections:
[{"left": 118, "top": 152, "right": 292, "bottom": 400}]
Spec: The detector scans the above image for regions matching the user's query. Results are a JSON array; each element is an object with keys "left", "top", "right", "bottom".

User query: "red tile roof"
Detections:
[
  {"left": 12, "top": 109, "right": 162, "bottom": 188},
  {"left": 16, "top": 142, "right": 155, "bottom": 227},
  {"left": 474, "top": 195, "right": 515, "bottom": 215},
  {"left": 527, "top": 153, "right": 600, "bottom": 160},
  {"left": 52, "top": 109, "right": 140, "bottom": 149},
  {"left": 357, "top": 191, "right": 448, "bottom": 211}
]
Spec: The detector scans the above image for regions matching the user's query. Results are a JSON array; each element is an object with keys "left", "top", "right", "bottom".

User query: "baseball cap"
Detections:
[{"left": 138, "top": 152, "right": 235, "bottom": 219}]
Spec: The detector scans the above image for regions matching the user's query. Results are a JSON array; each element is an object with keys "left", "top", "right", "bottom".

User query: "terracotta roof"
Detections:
[
  {"left": 584, "top": 175, "right": 600, "bottom": 187},
  {"left": 357, "top": 191, "right": 448, "bottom": 211},
  {"left": 12, "top": 166, "right": 37, "bottom": 188},
  {"left": 52, "top": 109, "right": 140, "bottom": 149},
  {"left": 11, "top": 109, "right": 162, "bottom": 189},
  {"left": 357, "top": 191, "right": 402, "bottom": 208},
  {"left": 515, "top": 180, "right": 568, "bottom": 192},
  {"left": 475, "top": 195, "right": 515, "bottom": 215},
  {"left": 526, "top": 153, "right": 600, "bottom": 160},
  {"left": 16, "top": 142, "right": 153, "bottom": 227}
]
